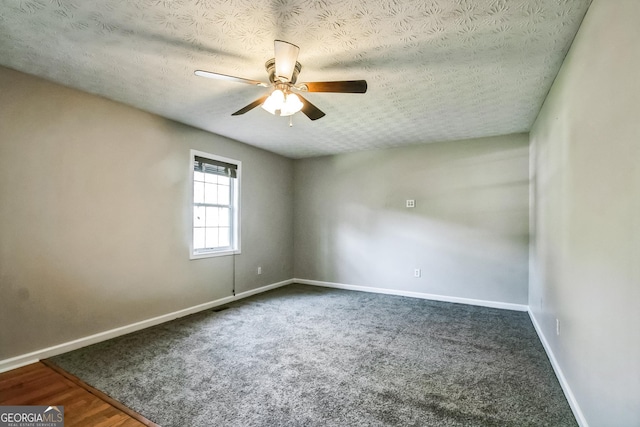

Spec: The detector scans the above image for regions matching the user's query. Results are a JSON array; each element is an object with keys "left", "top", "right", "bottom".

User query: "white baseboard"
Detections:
[
  {"left": 0, "top": 279, "right": 293, "bottom": 373},
  {"left": 294, "top": 278, "right": 528, "bottom": 312},
  {"left": 234, "top": 279, "right": 292, "bottom": 299},
  {"left": 528, "top": 310, "right": 589, "bottom": 427}
]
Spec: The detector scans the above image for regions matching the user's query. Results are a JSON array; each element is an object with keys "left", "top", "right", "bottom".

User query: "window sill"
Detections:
[{"left": 190, "top": 249, "right": 241, "bottom": 260}]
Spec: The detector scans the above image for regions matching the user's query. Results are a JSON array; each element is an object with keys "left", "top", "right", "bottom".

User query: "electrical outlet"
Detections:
[
  {"left": 556, "top": 318, "right": 560, "bottom": 335},
  {"left": 257, "top": 266, "right": 262, "bottom": 275},
  {"left": 406, "top": 199, "right": 415, "bottom": 208},
  {"left": 414, "top": 268, "right": 421, "bottom": 278}
]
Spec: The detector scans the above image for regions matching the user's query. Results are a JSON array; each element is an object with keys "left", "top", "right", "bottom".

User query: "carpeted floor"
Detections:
[{"left": 49, "top": 284, "right": 576, "bottom": 426}]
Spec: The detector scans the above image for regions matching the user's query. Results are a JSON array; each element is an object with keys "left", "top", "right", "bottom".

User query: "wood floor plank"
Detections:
[
  {"left": 0, "top": 365, "right": 57, "bottom": 396},
  {"left": 0, "top": 362, "right": 156, "bottom": 427},
  {"left": 2, "top": 376, "right": 71, "bottom": 405}
]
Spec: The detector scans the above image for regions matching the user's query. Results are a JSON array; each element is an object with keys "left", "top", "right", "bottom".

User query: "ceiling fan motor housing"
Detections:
[{"left": 265, "top": 58, "right": 302, "bottom": 84}]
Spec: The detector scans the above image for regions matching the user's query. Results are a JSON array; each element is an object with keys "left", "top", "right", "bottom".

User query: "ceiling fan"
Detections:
[{"left": 194, "top": 40, "right": 367, "bottom": 121}]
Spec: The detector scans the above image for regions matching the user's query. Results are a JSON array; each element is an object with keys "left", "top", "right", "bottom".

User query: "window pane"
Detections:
[
  {"left": 192, "top": 153, "right": 239, "bottom": 257},
  {"left": 205, "top": 227, "right": 219, "bottom": 248},
  {"left": 194, "top": 181, "right": 205, "bottom": 204},
  {"left": 218, "top": 227, "right": 230, "bottom": 247},
  {"left": 204, "top": 182, "right": 218, "bottom": 204},
  {"left": 218, "top": 207, "right": 230, "bottom": 226},
  {"left": 193, "top": 228, "right": 205, "bottom": 250},
  {"left": 194, "top": 206, "right": 206, "bottom": 227},
  {"left": 205, "top": 206, "right": 219, "bottom": 227},
  {"left": 218, "top": 184, "right": 230, "bottom": 205}
]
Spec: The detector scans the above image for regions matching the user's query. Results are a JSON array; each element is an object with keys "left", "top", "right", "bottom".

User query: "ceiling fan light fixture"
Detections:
[
  {"left": 274, "top": 40, "right": 300, "bottom": 82},
  {"left": 261, "top": 90, "right": 303, "bottom": 117},
  {"left": 262, "top": 89, "right": 285, "bottom": 115},
  {"left": 281, "top": 93, "right": 303, "bottom": 116}
]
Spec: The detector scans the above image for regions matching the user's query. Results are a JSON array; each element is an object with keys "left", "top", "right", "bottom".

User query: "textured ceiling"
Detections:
[{"left": 0, "top": 0, "right": 591, "bottom": 158}]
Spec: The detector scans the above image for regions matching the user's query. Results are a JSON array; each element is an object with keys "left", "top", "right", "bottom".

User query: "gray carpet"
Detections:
[{"left": 49, "top": 284, "right": 576, "bottom": 426}]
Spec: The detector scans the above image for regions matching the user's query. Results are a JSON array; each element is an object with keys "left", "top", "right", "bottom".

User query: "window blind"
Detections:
[{"left": 194, "top": 156, "right": 238, "bottom": 178}]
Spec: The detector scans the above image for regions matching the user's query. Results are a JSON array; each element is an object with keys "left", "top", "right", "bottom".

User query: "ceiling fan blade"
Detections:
[
  {"left": 297, "top": 94, "right": 326, "bottom": 121},
  {"left": 297, "top": 80, "right": 368, "bottom": 93},
  {"left": 231, "top": 95, "right": 270, "bottom": 116},
  {"left": 195, "top": 70, "right": 268, "bottom": 87},
  {"left": 274, "top": 40, "right": 300, "bottom": 82}
]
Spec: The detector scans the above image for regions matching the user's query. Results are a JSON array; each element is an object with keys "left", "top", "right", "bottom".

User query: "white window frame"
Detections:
[{"left": 189, "top": 149, "right": 241, "bottom": 259}]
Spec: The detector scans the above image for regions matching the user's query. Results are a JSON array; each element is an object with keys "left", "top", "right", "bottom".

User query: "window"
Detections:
[{"left": 190, "top": 150, "right": 240, "bottom": 259}]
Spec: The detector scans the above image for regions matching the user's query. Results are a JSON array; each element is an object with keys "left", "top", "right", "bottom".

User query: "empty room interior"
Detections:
[{"left": 0, "top": 0, "right": 638, "bottom": 426}]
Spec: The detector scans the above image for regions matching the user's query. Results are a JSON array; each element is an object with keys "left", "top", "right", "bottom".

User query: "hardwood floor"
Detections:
[{"left": 0, "top": 362, "right": 158, "bottom": 427}]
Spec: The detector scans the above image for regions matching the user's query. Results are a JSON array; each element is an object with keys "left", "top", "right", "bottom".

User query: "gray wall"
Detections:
[
  {"left": 529, "top": 0, "right": 640, "bottom": 425},
  {"left": 0, "top": 66, "right": 294, "bottom": 360},
  {"left": 294, "top": 134, "right": 529, "bottom": 304}
]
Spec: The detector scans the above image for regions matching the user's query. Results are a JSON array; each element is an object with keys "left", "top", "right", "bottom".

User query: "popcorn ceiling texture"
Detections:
[{"left": 0, "top": 0, "right": 590, "bottom": 158}]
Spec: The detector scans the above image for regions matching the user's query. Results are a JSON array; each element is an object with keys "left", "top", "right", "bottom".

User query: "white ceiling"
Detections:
[{"left": 0, "top": 0, "right": 591, "bottom": 158}]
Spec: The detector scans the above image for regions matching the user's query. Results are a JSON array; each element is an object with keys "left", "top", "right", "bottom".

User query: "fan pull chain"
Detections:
[{"left": 289, "top": 115, "right": 293, "bottom": 127}]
